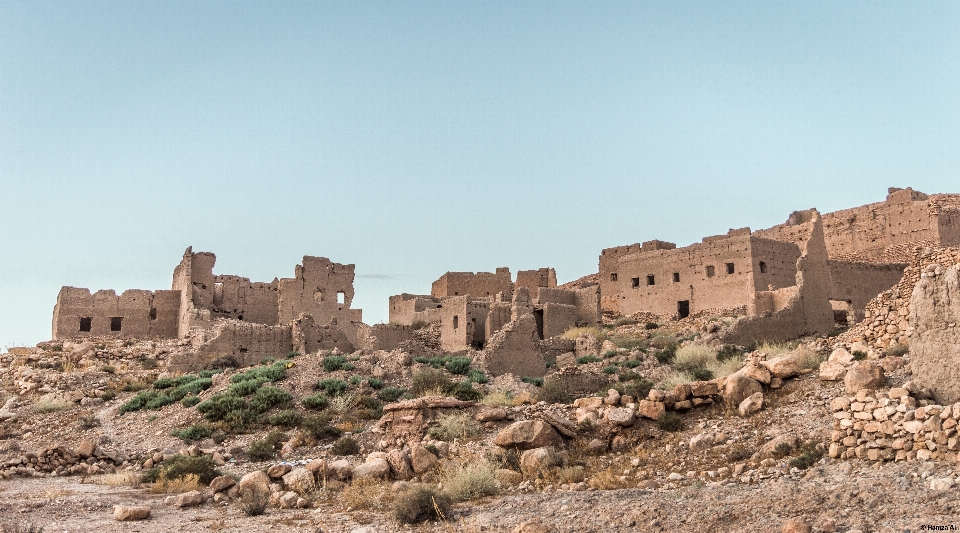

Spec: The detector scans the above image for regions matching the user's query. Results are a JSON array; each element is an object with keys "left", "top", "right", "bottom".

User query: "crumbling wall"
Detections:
[
  {"left": 439, "top": 296, "right": 472, "bottom": 352},
  {"left": 278, "top": 256, "right": 360, "bottom": 325},
  {"left": 431, "top": 268, "right": 512, "bottom": 298},
  {"left": 207, "top": 275, "right": 279, "bottom": 326},
  {"left": 292, "top": 315, "right": 355, "bottom": 354},
  {"left": 515, "top": 268, "right": 557, "bottom": 300},
  {"left": 172, "top": 247, "right": 218, "bottom": 337},
  {"left": 598, "top": 240, "right": 676, "bottom": 313},
  {"left": 476, "top": 314, "right": 547, "bottom": 377},
  {"left": 827, "top": 260, "right": 907, "bottom": 322},
  {"left": 388, "top": 294, "right": 441, "bottom": 326},
  {"left": 540, "top": 302, "right": 579, "bottom": 340},
  {"left": 169, "top": 321, "right": 293, "bottom": 372},
  {"left": 909, "top": 263, "right": 960, "bottom": 404},
  {"left": 485, "top": 302, "right": 512, "bottom": 341},
  {"left": 356, "top": 323, "right": 415, "bottom": 352},
  {"left": 52, "top": 287, "right": 180, "bottom": 340}
]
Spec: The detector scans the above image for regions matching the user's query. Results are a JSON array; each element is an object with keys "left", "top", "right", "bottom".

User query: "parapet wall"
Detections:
[
  {"left": 431, "top": 268, "right": 513, "bottom": 298},
  {"left": 52, "top": 287, "right": 180, "bottom": 340}
]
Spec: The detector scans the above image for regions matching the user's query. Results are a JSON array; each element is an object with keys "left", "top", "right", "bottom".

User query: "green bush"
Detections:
[
  {"left": 118, "top": 390, "right": 165, "bottom": 414},
  {"left": 222, "top": 408, "right": 259, "bottom": 432},
  {"left": 302, "top": 393, "right": 329, "bottom": 410},
  {"left": 348, "top": 374, "right": 363, "bottom": 385},
  {"left": 644, "top": 322, "right": 660, "bottom": 330},
  {"left": 653, "top": 348, "right": 676, "bottom": 364},
  {"left": 144, "top": 455, "right": 221, "bottom": 485},
  {"left": 169, "top": 378, "right": 212, "bottom": 400},
  {"left": 537, "top": 378, "right": 570, "bottom": 404},
  {"left": 171, "top": 424, "right": 212, "bottom": 442},
  {"left": 621, "top": 359, "right": 641, "bottom": 368},
  {"left": 198, "top": 368, "right": 223, "bottom": 379},
  {"left": 716, "top": 344, "right": 743, "bottom": 362},
  {"left": 618, "top": 371, "right": 641, "bottom": 382},
  {"left": 410, "top": 368, "right": 453, "bottom": 397},
  {"left": 322, "top": 355, "right": 346, "bottom": 371},
  {"left": 788, "top": 441, "right": 824, "bottom": 470},
  {"left": 301, "top": 413, "right": 341, "bottom": 441},
  {"left": 576, "top": 355, "right": 601, "bottom": 364},
  {"left": 231, "top": 362, "right": 287, "bottom": 384},
  {"left": 393, "top": 485, "right": 452, "bottom": 524},
  {"left": 657, "top": 411, "right": 684, "bottom": 432},
  {"left": 317, "top": 378, "right": 349, "bottom": 397},
  {"left": 449, "top": 382, "right": 482, "bottom": 401},
  {"left": 614, "top": 317, "right": 638, "bottom": 327},
  {"left": 353, "top": 395, "right": 384, "bottom": 419},
  {"left": 612, "top": 377, "right": 654, "bottom": 401},
  {"left": 445, "top": 357, "right": 472, "bottom": 375},
  {"left": 603, "top": 350, "right": 618, "bottom": 358},
  {"left": 264, "top": 409, "right": 302, "bottom": 428},
  {"left": 145, "top": 393, "right": 175, "bottom": 410},
  {"left": 286, "top": 351, "right": 301, "bottom": 358},
  {"left": 331, "top": 436, "right": 359, "bottom": 456},
  {"left": 259, "top": 356, "right": 276, "bottom": 366},
  {"left": 466, "top": 369, "right": 488, "bottom": 384},
  {"left": 520, "top": 376, "right": 543, "bottom": 387},
  {"left": 885, "top": 344, "right": 909, "bottom": 357},
  {"left": 366, "top": 377, "right": 384, "bottom": 389},
  {"left": 603, "top": 365, "right": 618, "bottom": 374},
  {"left": 852, "top": 350, "right": 868, "bottom": 361},
  {"left": 250, "top": 386, "right": 292, "bottom": 412},
  {"left": 377, "top": 387, "right": 406, "bottom": 402},
  {"left": 248, "top": 439, "right": 277, "bottom": 462},
  {"left": 181, "top": 395, "right": 201, "bottom": 407},
  {"left": 196, "top": 394, "right": 247, "bottom": 420},
  {"left": 689, "top": 368, "right": 714, "bottom": 381}
]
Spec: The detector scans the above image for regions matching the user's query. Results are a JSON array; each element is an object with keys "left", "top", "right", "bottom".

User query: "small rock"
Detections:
[
  {"left": 172, "top": 490, "right": 203, "bottom": 508},
  {"left": 113, "top": 504, "right": 150, "bottom": 521},
  {"left": 519, "top": 447, "right": 562, "bottom": 477},
  {"left": 782, "top": 517, "right": 811, "bottom": 533},
  {"left": 267, "top": 464, "right": 292, "bottom": 479},
  {"left": 512, "top": 520, "right": 549, "bottom": 533},
  {"left": 209, "top": 475, "right": 235, "bottom": 493},
  {"left": 410, "top": 446, "right": 439, "bottom": 475},
  {"left": 738, "top": 392, "right": 764, "bottom": 417},
  {"left": 930, "top": 477, "right": 955, "bottom": 490}
]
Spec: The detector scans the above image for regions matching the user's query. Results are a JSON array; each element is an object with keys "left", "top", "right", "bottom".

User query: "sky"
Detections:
[{"left": 1, "top": 1, "right": 958, "bottom": 348}]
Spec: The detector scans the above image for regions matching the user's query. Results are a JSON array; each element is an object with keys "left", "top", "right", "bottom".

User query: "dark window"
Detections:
[
  {"left": 610, "top": 273, "right": 618, "bottom": 282},
  {"left": 631, "top": 277, "right": 640, "bottom": 288},
  {"left": 79, "top": 317, "right": 92, "bottom": 332},
  {"left": 726, "top": 263, "right": 735, "bottom": 274},
  {"left": 149, "top": 308, "right": 157, "bottom": 321},
  {"left": 647, "top": 275, "right": 655, "bottom": 286},
  {"left": 110, "top": 317, "right": 123, "bottom": 332},
  {"left": 453, "top": 315, "right": 459, "bottom": 329},
  {"left": 759, "top": 261, "right": 767, "bottom": 273},
  {"left": 677, "top": 300, "right": 690, "bottom": 319},
  {"left": 706, "top": 266, "right": 715, "bottom": 277},
  {"left": 672, "top": 272, "right": 680, "bottom": 283}
]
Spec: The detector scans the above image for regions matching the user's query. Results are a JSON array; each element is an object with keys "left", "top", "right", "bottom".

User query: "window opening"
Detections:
[
  {"left": 79, "top": 317, "right": 92, "bottom": 332},
  {"left": 759, "top": 261, "right": 767, "bottom": 274},
  {"left": 337, "top": 291, "right": 345, "bottom": 304},
  {"left": 631, "top": 277, "right": 640, "bottom": 288},
  {"left": 706, "top": 265, "right": 715, "bottom": 277},
  {"left": 149, "top": 308, "right": 157, "bottom": 321},
  {"left": 610, "top": 273, "right": 618, "bottom": 282},
  {"left": 647, "top": 274, "right": 655, "bottom": 286},
  {"left": 726, "top": 263, "right": 735, "bottom": 274},
  {"left": 453, "top": 315, "right": 459, "bottom": 329},
  {"left": 110, "top": 317, "right": 123, "bottom": 332},
  {"left": 677, "top": 300, "right": 690, "bottom": 319},
  {"left": 533, "top": 309, "right": 545, "bottom": 340},
  {"left": 673, "top": 272, "right": 680, "bottom": 283}
]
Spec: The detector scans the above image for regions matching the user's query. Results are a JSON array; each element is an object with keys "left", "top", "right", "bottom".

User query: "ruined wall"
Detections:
[
  {"left": 439, "top": 296, "right": 472, "bottom": 352},
  {"left": 431, "top": 268, "right": 512, "bottom": 298},
  {"left": 172, "top": 247, "right": 218, "bottom": 337},
  {"left": 207, "top": 275, "right": 279, "bottom": 326},
  {"left": 356, "top": 323, "right": 415, "bottom": 352},
  {"left": 485, "top": 302, "right": 512, "bottom": 341},
  {"left": 476, "top": 314, "right": 547, "bottom": 377},
  {"left": 910, "top": 263, "right": 960, "bottom": 404},
  {"left": 573, "top": 286, "right": 601, "bottom": 326},
  {"left": 515, "top": 268, "right": 557, "bottom": 300},
  {"left": 749, "top": 239, "right": 801, "bottom": 293},
  {"left": 540, "top": 302, "right": 579, "bottom": 340},
  {"left": 827, "top": 261, "right": 907, "bottom": 322},
  {"left": 599, "top": 240, "right": 676, "bottom": 313},
  {"left": 292, "top": 315, "right": 355, "bottom": 354},
  {"left": 169, "top": 321, "right": 293, "bottom": 372},
  {"left": 388, "top": 294, "right": 441, "bottom": 326},
  {"left": 615, "top": 231, "right": 758, "bottom": 318},
  {"left": 278, "top": 256, "right": 360, "bottom": 325},
  {"left": 52, "top": 287, "right": 180, "bottom": 340}
]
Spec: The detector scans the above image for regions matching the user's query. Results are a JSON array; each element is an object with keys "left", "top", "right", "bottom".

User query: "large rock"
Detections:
[
  {"left": 410, "top": 446, "right": 439, "bottom": 475},
  {"left": 828, "top": 347, "right": 854, "bottom": 364},
  {"left": 723, "top": 373, "right": 762, "bottom": 409},
  {"left": 818, "top": 361, "right": 846, "bottom": 381},
  {"left": 171, "top": 490, "right": 202, "bottom": 508},
  {"left": 740, "top": 363, "right": 771, "bottom": 385},
  {"left": 237, "top": 471, "right": 271, "bottom": 497},
  {"left": 738, "top": 392, "right": 764, "bottom": 417},
  {"left": 843, "top": 361, "right": 886, "bottom": 394},
  {"left": 493, "top": 420, "right": 562, "bottom": 450},
  {"left": 386, "top": 449, "right": 414, "bottom": 481},
  {"left": 519, "top": 447, "right": 562, "bottom": 477},
  {"left": 76, "top": 440, "right": 96, "bottom": 459},
  {"left": 605, "top": 407, "right": 635, "bottom": 427},
  {"left": 329, "top": 459, "right": 354, "bottom": 480},
  {"left": 910, "top": 264, "right": 960, "bottom": 404},
  {"left": 352, "top": 458, "right": 391, "bottom": 481},
  {"left": 113, "top": 505, "right": 151, "bottom": 521},
  {"left": 761, "top": 354, "right": 802, "bottom": 379},
  {"left": 282, "top": 467, "right": 316, "bottom": 494},
  {"left": 637, "top": 400, "right": 665, "bottom": 420},
  {"left": 208, "top": 475, "right": 235, "bottom": 493},
  {"left": 267, "top": 464, "right": 292, "bottom": 479}
]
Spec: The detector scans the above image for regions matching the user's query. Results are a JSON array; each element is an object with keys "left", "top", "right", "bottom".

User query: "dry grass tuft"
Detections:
[
  {"left": 480, "top": 390, "right": 513, "bottom": 406},
  {"left": 33, "top": 394, "right": 73, "bottom": 413},
  {"left": 98, "top": 471, "right": 141, "bottom": 489},
  {"left": 340, "top": 478, "right": 393, "bottom": 511},
  {"left": 560, "top": 326, "right": 607, "bottom": 343},
  {"left": 441, "top": 460, "right": 499, "bottom": 501},
  {"left": 150, "top": 473, "right": 203, "bottom": 494},
  {"left": 427, "top": 412, "right": 481, "bottom": 442}
]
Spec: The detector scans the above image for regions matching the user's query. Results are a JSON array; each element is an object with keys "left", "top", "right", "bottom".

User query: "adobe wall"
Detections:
[
  {"left": 431, "top": 268, "right": 512, "bottom": 298},
  {"left": 598, "top": 240, "right": 676, "bottom": 313},
  {"left": 615, "top": 232, "right": 759, "bottom": 318},
  {"left": 909, "top": 263, "right": 960, "bottom": 404},
  {"left": 388, "top": 294, "right": 442, "bottom": 326},
  {"left": 355, "top": 323, "right": 415, "bottom": 352},
  {"left": 207, "top": 275, "right": 279, "bottom": 326},
  {"left": 278, "top": 256, "right": 360, "bottom": 325},
  {"left": 169, "top": 321, "right": 293, "bottom": 372},
  {"left": 172, "top": 247, "right": 218, "bottom": 337},
  {"left": 439, "top": 296, "right": 473, "bottom": 352},
  {"left": 538, "top": 286, "right": 601, "bottom": 326},
  {"left": 476, "top": 314, "right": 547, "bottom": 378},
  {"left": 484, "top": 302, "right": 512, "bottom": 341},
  {"left": 827, "top": 260, "right": 907, "bottom": 322},
  {"left": 292, "top": 315, "right": 355, "bottom": 354},
  {"left": 540, "top": 302, "right": 579, "bottom": 339},
  {"left": 52, "top": 287, "right": 180, "bottom": 340},
  {"left": 515, "top": 268, "right": 557, "bottom": 300}
]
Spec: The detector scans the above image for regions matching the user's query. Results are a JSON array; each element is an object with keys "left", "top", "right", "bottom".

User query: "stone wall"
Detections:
[
  {"left": 910, "top": 262, "right": 960, "bottom": 404},
  {"left": 598, "top": 240, "right": 676, "bottom": 313},
  {"left": 827, "top": 260, "right": 907, "bottom": 323},
  {"left": 292, "top": 315, "right": 355, "bottom": 354},
  {"left": 356, "top": 323, "right": 415, "bottom": 352},
  {"left": 52, "top": 287, "right": 180, "bottom": 340},
  {"left": 431, "top": 268, "right": 512, "bottom": 298},
  {"left": 169, "top": 321, "right": 293, "bottom": 372},
  {"left": 476, "top": 314, "right": 547, "bottom": 377},
  {"left": 515, "top": 268, "right": 557, "bottom": 300},
  {"left": 388, "top": 294, "right": 441, "bottom": 326},
  {"left": 278, "top": 256, "right": 360, "bottom": 325}
]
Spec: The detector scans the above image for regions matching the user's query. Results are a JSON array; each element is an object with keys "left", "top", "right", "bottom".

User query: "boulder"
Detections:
[
  {"left": 723, "top": 373, "right": 762, "bottom": 409},
  {"left": 386, "top": 449, "right": 414, "bottom": 481},
  {"left": 605, "top": 407, "right": 635, "bottom": 427},
  {"left": 761, "top": 354, "right": 801, "bottom": 379},
  {"left": 353, "top": 458, "right": 391, "bottom": 481},
  {"left": 113, "top": 505, "right": 151, "bottom": 521},
  {"left": 782, "top": 518, "right": 812, "bottom": 533},
  {"left": 278, "top": 490, "right": 298, "bottom": 509},
  {"left": 329, "top": 459, "right": 354, "bottom": 480},
  {"left": 690, "top": 380, "right": 719, "bottom": 397},
  {"left": 828, "top": 347, "right": 854, "bottom": 364},
  {"left": 513, "top": 520, "right": 550, "bottom": 533},
  {"left": 689, "top": 433, "right": 713, "bottom": 451},
  {"left": 476, "top": 407, "right": 508, "bottom": 422},
  {"left": 282, "top": 467, "right": 316, "bottom": 494},
  {"left": 738, "top": 392, "right": 764, "bottom": 417},
  {"left": 171, "top": 490, "right": 203, "bottom": 508},
  {"left": 76, "top": 440, "right": 96, "bottom": 459},
  {"left": 637, "top": 400, "right": 665, "bottom": 420},
  {"left": 208, "top": 475, "right": 235, "bottom": 493},
  {"left": 267, "top": 464, "right": 292, "bottom": 479},
  {"left": 237, "top": 471, "right": 271, "bottom": 497},
  {"left": 818, "top": 361, "right": 846, "bottom": 381},
  {"left": 519, "top": 447, "right": 562, "bottom": 477},
  {"left": 844, "top": 361, "right": 886, "bottom": 394},
  {"left": 740, "top": 363, "right": 771, "bottom": 385},
  {"left": 496, "top": 468, "right": 523, "bottom": 486},
  {"left": 410, "top": 446, "right": 439, "bottom": 475},
  {"left": 493, "top": 420, "right": 563, "bottom": 450}
]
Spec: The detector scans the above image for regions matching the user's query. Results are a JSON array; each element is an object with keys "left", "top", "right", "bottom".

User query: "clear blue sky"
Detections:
[{"left": 2, "top": 1, "right": 958, "bottom": 348}]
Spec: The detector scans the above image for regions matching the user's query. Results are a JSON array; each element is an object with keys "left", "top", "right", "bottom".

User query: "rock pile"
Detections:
[{"left": 0, "top": 440, "right": 131, "bottom": 478}]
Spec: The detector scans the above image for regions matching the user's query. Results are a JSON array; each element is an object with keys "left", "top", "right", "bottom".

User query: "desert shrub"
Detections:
[
  {"left": 481, "top": 390, "right": 513, "bottom": 406},
  {"left": 230, "top": 361, "right": 287, "bottom": 384},
  {"left": 603, "top": 350, "right": 618, "bottom": 359},
  {"left": 302, "top": 393, "right": 329, "bottom": 410},
  {"left": 449, "top": 382, "right": 482, "bottom": 401},
  {"left": 226, "top": 379, "right": 266, "bottom": 397},
  {"left": 603, "top": 364, "right": 618, "bottom": 374},
  {"left": 560, "top": 326, "right": 607, "bottom": 343},
  {"left": 197, "top": 368, "right": 223, "bottom": 379},
  {"left": 331, "top": 436, "right": 359, "bottom": 456},
  {"left": 852, "top": 350, "right": 867, "bottom": 361},
  {"left": 445, "top": 357, "right": 472, "bottom": 375},
  {"left": 248, "top": 439, "right": 277, "bottom": 462},
  {"left": 154, "top": 375, "right": 200, "bottom": 390},
  {"left": 259, "top": 356, "right": 276, "bottom": 366},
  {"left": 427, "top": 412, "right": 481, "bottom": 442},
  {"left": 222, "top": 408, "right": 259, "bottom": 433},
  {"left": 466, "top": 369, "right": 488, "bottom": 384},
  {"left": 521, "top": 376, "right": 544, "bottom": 387},
  {"left": 317, "top": 378, "right": 349, "bottom": 397},
  {"left": 98, "top": 364, "right": 116, "bottom": 374},
  {"left": 171, "top": 424, "right": 213, "bottom": 442},
  {"left": 621, "top": 359, "right": 641, "bottom": 368},
  {"left": 144, "top": 455, "right": 221, "bottom": 485},
  {"left": 150, "top": 473, "right": 203, "bottom": 494},
  {"left": 101, "top": 390, "right": 117, "bottom": 401},
  {"left": 196, "top": 394, "right": 247, "bottom": 421},
  {"left": 169, "top": 378, "right": 212, "bottom": 400},
  {"left": 118, "top": 390, "right": 160, "bottom": 414},
  {"left": 612, "top": 377, "right": 654, "bottom": 400},
  {"left": 649, "top": 331, "right": 679, "bottom": 351},
  {"left": 354, "top": 395, "right": 383, "bottom": 416},
  {"left": 485, "top": 447, "right": 521, "bottom": 471},
  {"left": 77, "top": 414, "right": 100, "bottom": 430},
  {"left": 614, "top": 316, "right": 638, "bottom": 327},
  {"left": 377, "top": 387, "right": 406, "bottom": 402},
  {"left": 885, "top": 344, "right": 909, "bottom": 357},
  {"left": 348, "top": 374, "right": 363, "bottom": 386},
  {"left": 239, "top": 487, "right": 270, "bottom": 516},
  {"left": 322, "top": 355, "right": 346, "bottom": 371},
  {"left": 611, "top": 335, "right": 646, "bottom": 351},
  {"left": 145, "top": 393, "right": 175, "bottom": 410},
  {"left": 301, "top": 413, "right": 341, "bottom": 441},
  {"left": 393, "top": 485, "right": 452, "bottom": 524},
  {"left": 788, "top": 441, "right": 824, "bottom": 470},
  {"left": 181, "top": 395, "right": 201, "bottom": 408},
  {"left": 286, "top": 351, "right": 301, "bottom": 358},
  {"left": 656, "top": 370, "right": 693, "bottom": 390},
  {"left": 793, "top": 346, "right": 825, "bottom": 371},
  {"left": 265, "top": 409, "right": 302, "bottom": 428},
  {"left": 644, "top": 322, "right": 660, "bottom": 330},
  {"left": 772, "top": 442, "right": 793, "bottom": 459},
  {"left": 250, "top": 386, "right": 292, "bottom": 412},
  {"left": 657, "top": 411, "right": 684, "bottom": 432},
  {"left": 689, "top": 368, "right": 714, "bottom": 381},
  {"left": 442, "top": 461, "right": 499, "bottom": 501},
  {"left": 576, "top": 355, "right": 601, "bottom": 364},
  {"left": 653, "top": 348, "right": 676, "bottom": 364},
  {"left": 672, "top": 344, "right": 714, "bottom": 372},
  {"left": 366, "top": 377, "right": 384, "bottom": 389},
  {"left": 410, "top": 368, "right": 453, "bottom": 397},
  {"left": 618, "top": 370, "right": 641, "bottom": 382},
  {"left": 537, "top": 378, "right": 571, "bottom": 404},
  {"left": 716, "top": 344, "right": 743, "bottom": 362}
]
